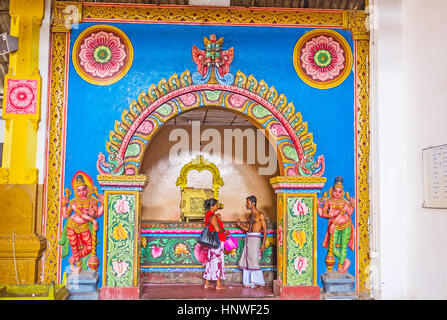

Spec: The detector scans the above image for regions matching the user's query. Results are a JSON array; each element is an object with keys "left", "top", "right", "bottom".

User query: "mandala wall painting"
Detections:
[
  {"left": 72, "top": 25, "right": 133, "bottom": 86},
  {"left": 293, "top": 29, "right": 353, "bottom": 89},
  {"left": 4, "top": 79, "right": 38, "bottom": 115}
]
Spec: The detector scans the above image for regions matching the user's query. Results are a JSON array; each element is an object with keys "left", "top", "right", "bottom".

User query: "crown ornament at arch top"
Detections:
[{"left": 97, "top": 35, "right": 325, "bottom": 178}]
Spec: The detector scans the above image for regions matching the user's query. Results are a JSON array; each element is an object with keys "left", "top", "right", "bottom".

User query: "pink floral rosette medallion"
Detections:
[
  {"left": 5, "top": 79, "right": 38, "bottom": 115},
  {"left": 300, "top": 35, "right": 345, "bottom": 82},
  {"left": 293, "top": 29, "right": 353, "bottom": 89},
  {"left": 73, "top": 25, "right": 133, "bottom": 85}
]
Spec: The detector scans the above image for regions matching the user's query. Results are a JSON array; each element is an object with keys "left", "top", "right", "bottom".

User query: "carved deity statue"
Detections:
[
  {"left": 317, "top": 176, "right": 355, "bottom": 273},
  {"left": 59, "top": 171, "right": 104, "bottom": 274}
]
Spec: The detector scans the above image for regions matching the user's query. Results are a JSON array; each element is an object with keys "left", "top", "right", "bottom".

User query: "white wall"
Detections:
[
  {"left": 372, "top": 0, "right": 406, "bottom": 300},
  {"left": 37, "top": 0, "right": 52, "bottom": 184},
  {"left": 373, "top": 0, "right": 447, "bottom": 299},
  {"left": 401, "top": 0, "right": 447, "bottom": 299}
]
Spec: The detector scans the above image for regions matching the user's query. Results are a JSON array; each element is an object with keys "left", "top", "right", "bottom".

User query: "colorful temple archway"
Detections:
[
  {"left": 96, "top": 70, "right": 325, "bottom": 178},
  {"left": 96, "top": 34, "right": 327, "bottom": 298},
  {"left": 41, "top": 2, "right": 371, "bottom": 299}
]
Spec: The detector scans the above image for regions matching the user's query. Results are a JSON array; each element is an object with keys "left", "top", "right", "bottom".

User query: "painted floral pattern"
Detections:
[
  {"left": 114, "top": 195, "right": 130, "bottom": 214},
  {"left": 140, "top": 235, "right": 275, "bottom": 268},
  {"left": 137, "top": 120, "right": 154, "bottom": 135},
  {"left": 112, "top": 260, "right": 129, "bottom": 278},
  {"left": 78, "top": 30, "right": 127, "bottom": 79},
  {"left": 285, "top": 196, "right": 314, "bottom": 285},
  {"left": 151, "top": 245, "right": 164, "bottom": 259},
  {"left": 228, "top": 93, "right": 248, "bottom": 109},
  {"left": 300, "top": 35, "right": 345, "bottom": 82},
  {"left": 194, "top": 243, "right": 208, "bottom": 264},
  {"left": 278, "top": 225, "right": 283, "bottom": 247},
  {"left": 269, "top": 123, "right": 288, "bottom": 137},
  {"left": 174, "top": 243, "right": 190, "bottom": 255},
  {"left": 293, "top": 256, "right": 308, "bottom": 275},
  {"left": 9, "top": 85, "right": 34, "bottom": 109},
  {"left": 5, "top": 79, "right": 37, "bottom": 114},
  {"left": 292, "top": 198, "right": 309, "bottom": 217},
  {"left": 106, "top": 193, "right": 136, "bottom": 287},
  {"left": 112, "top": 223, "right": 128, "bottom": 241},
  {"left": 179, "top": 92, "right": 198, "bottom": 106},
  {"left": 292, "top": 229, "right": 306, "bottom": 249}
]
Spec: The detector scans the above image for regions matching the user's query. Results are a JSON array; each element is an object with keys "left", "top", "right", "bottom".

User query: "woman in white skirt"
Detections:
[{"left": 203, "top": 198, "right": 229, "bottom": 290}]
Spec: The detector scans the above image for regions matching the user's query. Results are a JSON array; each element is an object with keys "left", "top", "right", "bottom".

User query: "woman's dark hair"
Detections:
[
  {"left": 204, "top": 198, "right": 218, "bottom": 211},
  {"left": 246, "top": 195, "right": 257, "bottom": 207}
]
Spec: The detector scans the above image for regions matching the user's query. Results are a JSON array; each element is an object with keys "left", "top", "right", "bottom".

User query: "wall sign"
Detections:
[{"left": 422, "top": 144, "right": 447, "bottom": 208}]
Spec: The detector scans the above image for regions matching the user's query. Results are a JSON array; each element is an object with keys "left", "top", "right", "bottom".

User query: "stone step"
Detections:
[
  {"left": 68, "top": 291, "right": 99, "bottom": 300},
  {"left": 323, "top": 292, "right": 359, "bottom": 300},
  {"left": 66, "top": 270, "right": 99, "bottom": 283},
  {"left": 321, "top": 271, "right": 355, "bottom": 293},
  {"left": 141, "top": 271, "right": 275, "bottom": 284},
  {"left": 66, "top": 270, "right": 99, "bottom": 294},
  {"left": 67, "top": 283, "right": 98, "bottom": 293}
]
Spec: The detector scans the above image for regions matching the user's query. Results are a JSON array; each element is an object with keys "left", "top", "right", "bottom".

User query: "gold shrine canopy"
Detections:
[{"left": 176, "top": 155, "right": 224, "bottom": 222}]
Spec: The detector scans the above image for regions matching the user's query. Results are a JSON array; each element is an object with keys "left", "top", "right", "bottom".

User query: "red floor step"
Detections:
[{"left": 140, "top": 282, "right": 278, "bottom": 300}]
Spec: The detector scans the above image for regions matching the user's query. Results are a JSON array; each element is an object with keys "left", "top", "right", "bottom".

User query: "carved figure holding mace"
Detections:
[
  {"left": 317, "top": 176, "right": 355, "bottom": 274},
  {"left": 59, "top": 170, "right": 104, "bottom": 274}
]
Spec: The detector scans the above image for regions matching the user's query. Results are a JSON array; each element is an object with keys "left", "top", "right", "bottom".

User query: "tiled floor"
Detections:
[{"left": 140, "top": 282, "right": 278, "bottom": 300}]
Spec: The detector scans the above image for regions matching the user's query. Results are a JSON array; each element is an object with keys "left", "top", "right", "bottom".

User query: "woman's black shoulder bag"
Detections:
[{"left": 197, "top": 214, "right": 220, "bottom": 249}]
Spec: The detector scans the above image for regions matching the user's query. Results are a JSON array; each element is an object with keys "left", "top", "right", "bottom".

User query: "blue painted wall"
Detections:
[{"left": 62, "top": 22, "right": 355, "bottom": 288}]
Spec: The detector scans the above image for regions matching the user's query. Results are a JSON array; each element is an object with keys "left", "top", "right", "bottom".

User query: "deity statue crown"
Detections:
[
  {"left": 203, "top": 34, "right": 224, "bottom": 47},
  {"left": 333, "top": 176, "right": 344, "bottom": 189},
  {"left": 71, "top": 170, "right": 95, "bottom": 200},
  {"left": 75, "top": 175, "right": 87, "bottom": 188}
]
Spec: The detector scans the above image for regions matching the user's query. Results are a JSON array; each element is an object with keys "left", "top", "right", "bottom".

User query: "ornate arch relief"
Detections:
[{"left": 97, "top": 35, "right": 325, "bottom": 178}]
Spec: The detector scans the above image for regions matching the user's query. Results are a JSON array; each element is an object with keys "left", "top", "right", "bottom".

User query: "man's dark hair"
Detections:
[{"left": 246, "top": 195, "right": 257, "bottom": 207}]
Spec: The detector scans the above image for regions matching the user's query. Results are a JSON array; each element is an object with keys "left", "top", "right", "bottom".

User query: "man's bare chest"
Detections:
[{"left": 248, "top": 213, "right": 263, "bottom": 228}]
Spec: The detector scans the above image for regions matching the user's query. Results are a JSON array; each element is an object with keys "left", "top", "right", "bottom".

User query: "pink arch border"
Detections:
[{"left": 118, "top": 84, "right": 304, "bottom": 163}]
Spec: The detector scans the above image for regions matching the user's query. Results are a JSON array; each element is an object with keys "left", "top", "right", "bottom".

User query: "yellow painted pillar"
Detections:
[
  {"left": 1, "top": 0, "right": 43, "bottom": 184},
  {"left": 0, "top": 0, "right": 46, "bottom": 285}
]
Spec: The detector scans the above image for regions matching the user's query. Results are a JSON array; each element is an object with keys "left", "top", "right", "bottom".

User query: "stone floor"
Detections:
[{"left": 140, "top": 282, "right": 279, "bottom": 300}]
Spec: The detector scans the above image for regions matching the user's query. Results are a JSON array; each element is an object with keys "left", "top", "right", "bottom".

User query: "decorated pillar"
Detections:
[
  {"left": 1, "top": 0, "right": 43, "bottom": 184},
  {"left": 0, "top": 0, "right": 46, "bottom": 284},
  {"left": 270, "top": 176, "right": 326, "bottom": 299},
  {"left": 97, "top": 174, "right": 147, "bottom": 299},
  {"left": 42, "top": 0, "right": 82, "bottom": 284},
  {"left": 343, "top": 10, "right": 371, "bottom": 294}
]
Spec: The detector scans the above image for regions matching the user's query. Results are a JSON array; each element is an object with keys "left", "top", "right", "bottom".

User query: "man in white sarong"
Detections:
[{"left": 237, "top": 195, "right": 267, "bottom": 288}]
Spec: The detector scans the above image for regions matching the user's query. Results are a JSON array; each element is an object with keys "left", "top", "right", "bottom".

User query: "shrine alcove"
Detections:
[
  {"left": 139, "top": 107, "right": 279, "bottom": 223},
  {"left": 138, "top": 107, "right": 279, "bottom": 285}
]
